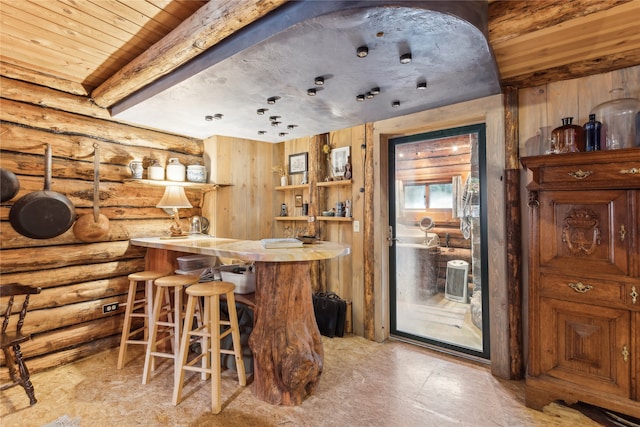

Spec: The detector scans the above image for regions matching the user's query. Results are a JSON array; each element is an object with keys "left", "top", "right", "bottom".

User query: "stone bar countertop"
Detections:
[{"left": 130, "top": 236, "right": 350, "bottom": 262}]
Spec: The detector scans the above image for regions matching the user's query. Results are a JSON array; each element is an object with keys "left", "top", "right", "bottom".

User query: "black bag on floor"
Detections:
[{"left": 312, "top": 292, "right": 346, "bottom": 338}]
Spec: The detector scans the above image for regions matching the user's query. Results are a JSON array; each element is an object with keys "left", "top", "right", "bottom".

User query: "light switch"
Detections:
[{"left": 353, "top": 220, "right": 360, "bottom": 232}]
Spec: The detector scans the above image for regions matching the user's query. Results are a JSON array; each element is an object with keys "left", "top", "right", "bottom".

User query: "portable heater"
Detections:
[{"left": 445, "top": 260, "right": 469, "bottom": 303}]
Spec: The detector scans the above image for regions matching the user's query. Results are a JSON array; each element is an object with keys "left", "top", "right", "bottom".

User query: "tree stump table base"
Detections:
[{"left": 248, "top": 261, "right": 324, "bottom": 405}]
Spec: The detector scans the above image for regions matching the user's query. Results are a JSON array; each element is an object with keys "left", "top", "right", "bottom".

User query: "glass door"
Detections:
[{"left": 389, "top": 124, "right": 489, "bottom": 359}]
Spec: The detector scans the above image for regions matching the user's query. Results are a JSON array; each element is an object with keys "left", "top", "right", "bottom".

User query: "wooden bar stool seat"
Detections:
[
  {"left": 142, "top": 274, "right": 200, "bottom": 385},
  {"left": 117, "top": 270, "right": 169, "bottom": 369},
  {"left": 173, "top": 281, "right": 246, "bottom": 414}
]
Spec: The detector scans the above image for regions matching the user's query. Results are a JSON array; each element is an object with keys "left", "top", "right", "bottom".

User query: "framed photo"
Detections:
[
  {"left": 331, "top": 146, "right": 350, "bottom": 177},
  {"left": 288, "top": 152, "right": 308, "bottom": 175},
  {"left": 294, "top": 194, "right": 303, "bottom": 207}
]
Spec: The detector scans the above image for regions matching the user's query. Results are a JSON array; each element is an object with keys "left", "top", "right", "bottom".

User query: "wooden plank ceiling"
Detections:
[{"left": 1, "top": 0, "right": 639, "bottom": 104}]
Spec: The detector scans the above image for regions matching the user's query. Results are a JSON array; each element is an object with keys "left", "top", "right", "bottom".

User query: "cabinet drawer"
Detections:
[
  {"left": 538, "top": 161, "right": 640, "bottom": 189},
  {"left": 539, "top": 273, "right": 627, "bottom": 307}
]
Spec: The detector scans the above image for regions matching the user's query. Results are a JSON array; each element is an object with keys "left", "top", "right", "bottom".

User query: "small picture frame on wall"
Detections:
[
  {"left": 295, "top": 194, "right": 303, "bottom": 207},
  {"left": 289, "top": 152, "right": 308, "bottom": 175},
  {"left": 331, "top": 146, "right": 350, "bottom": 177}
]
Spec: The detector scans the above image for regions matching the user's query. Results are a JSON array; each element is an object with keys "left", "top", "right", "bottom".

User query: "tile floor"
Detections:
[{"left": 1, "top": 335, "right": 602, "bottom": 427}]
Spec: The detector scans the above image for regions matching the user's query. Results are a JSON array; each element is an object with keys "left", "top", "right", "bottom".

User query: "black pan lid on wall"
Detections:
[{"left": 112, "top": 1, "right": 500, "bottom": 143}]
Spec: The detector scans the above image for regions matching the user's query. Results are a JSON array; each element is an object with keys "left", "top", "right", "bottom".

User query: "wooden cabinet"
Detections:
[{"left": 521, "top": 149, "right": 640, "bottom": 418}]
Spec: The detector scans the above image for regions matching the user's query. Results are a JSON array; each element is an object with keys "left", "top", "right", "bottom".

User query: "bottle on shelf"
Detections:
[
  {"left": 552, "top": 117, "right": 583, "bottom": 153},
  {"left": 582, "top": 114, "right": 602, "bottom": 151},
  {"left": 590, "top": 88, "right": 640, "bottom": 150}
]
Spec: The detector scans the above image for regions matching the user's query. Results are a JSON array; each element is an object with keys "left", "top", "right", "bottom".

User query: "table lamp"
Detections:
[{"left": 156, "top": 186, "right": 192, "bottom": 237}]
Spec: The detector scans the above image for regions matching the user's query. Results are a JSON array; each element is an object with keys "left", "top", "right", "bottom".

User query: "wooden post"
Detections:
[
  {"left": 363, "top": 123, "right": 375, "bottom": 340},
  {"left": 503, "top": 86, "right": 524, "bottom": 379}
]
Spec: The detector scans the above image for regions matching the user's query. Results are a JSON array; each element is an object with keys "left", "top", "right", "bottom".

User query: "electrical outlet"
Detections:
[
  {"left": 102, "top": 302, "right": 119, "bottom": 314},
  {"left": 353, "top": 220, "right": 360, "bottom": 232}
]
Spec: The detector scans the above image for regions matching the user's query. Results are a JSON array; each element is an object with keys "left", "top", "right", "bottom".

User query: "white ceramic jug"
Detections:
[
  {"left": 147, "top": 160, "right": 164, "bottom": 180},
  {"left": 166, "top": 158, "right": 186, "bottom": 181},
  {"left": 128, "top": 161, "right": 143, "bottom": 179}
]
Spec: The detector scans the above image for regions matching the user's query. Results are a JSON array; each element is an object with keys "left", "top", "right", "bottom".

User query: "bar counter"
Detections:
[{"left": 130, "top": 236, "right": 350, "bottom": 405}]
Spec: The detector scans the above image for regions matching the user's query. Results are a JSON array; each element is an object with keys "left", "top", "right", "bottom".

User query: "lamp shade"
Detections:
[{"left": 156, "top": 186, "right": 192, "bottom": 208}]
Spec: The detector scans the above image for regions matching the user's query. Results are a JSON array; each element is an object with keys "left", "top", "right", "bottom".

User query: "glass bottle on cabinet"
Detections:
[{"left": 590, "top": 88, "right": 640, "bottom": 150}]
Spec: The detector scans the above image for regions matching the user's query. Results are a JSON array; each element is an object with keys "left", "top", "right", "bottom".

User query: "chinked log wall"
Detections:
[{"left": 0, "top": 76, "right": 205, "bottom": 379}]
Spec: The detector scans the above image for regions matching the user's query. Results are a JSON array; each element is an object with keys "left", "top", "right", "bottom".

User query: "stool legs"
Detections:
[
  {"left": 225, "top": 292, "right": 247, "bottom": 387},
  {"left": 173, "top": 284, "right": 246, "bottom": 414},
  {"left": 142, "top": 284, "right": 184, "bottom": 385},
  {"left": 117, "top": 275, "right": 157, "bottom": 369}
]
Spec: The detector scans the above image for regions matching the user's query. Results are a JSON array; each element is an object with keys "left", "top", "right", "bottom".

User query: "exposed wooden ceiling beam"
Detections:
[
  {"left": 489, "top": 0, "right": 640, "bottom": 88},
  {"left": 488, "top": 0, "right": 631, "bottom": 45},
  {"left": 91, "top": 0, "right": 288, "bottom": 108}
]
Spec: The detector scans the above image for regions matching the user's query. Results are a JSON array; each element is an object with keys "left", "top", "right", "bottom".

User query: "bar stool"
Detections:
[
  {"left": 173, "top": 281, "right": 246, "bottom": 414},
  {"left": 142, "top": 274, "right": 200, "bottom": 385},
  {"left": 117, "top": 270, "right": 169, "bottom": 369}
]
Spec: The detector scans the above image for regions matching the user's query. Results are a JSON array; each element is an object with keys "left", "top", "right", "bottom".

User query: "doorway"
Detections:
[{"left": 388, "top": 124, "right": 490, "bottom": 359}]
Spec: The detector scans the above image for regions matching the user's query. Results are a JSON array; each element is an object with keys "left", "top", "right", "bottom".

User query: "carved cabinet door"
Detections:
[
  {"left": 539, "top": 298, "right": 631, "bottom": 398},
  {"left": 538, "top": 189, "right": 630, "bottom": 277}
]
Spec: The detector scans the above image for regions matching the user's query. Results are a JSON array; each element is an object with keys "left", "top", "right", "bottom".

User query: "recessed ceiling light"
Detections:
[
  {"left": 279, "top": 132, "right": 288, "bottom": 137},
  {"left": 213, "top": 113, "right": 223, "bottom": 120},
  {"left": 356, "top": 46, "right": 368, "bottom": 58},
  {"left": 356, "top": 94, "right": 365, "bottom": 102},
  {"left": 258, "top": 131, "right": 266, "bottom": 135},
  {"left": 366, "top": 92, "right": 374, "bottom": 99},
  {"left": 271, "top": 121, "right": 281, "bottom": 127},
  {"left": 370, "top": 87, "right": 380, "bottom": 95},
  {"left": 269, "top": 115, "right": 281, "bottom": 122},
  {"left": 416, "top": 81, "right": 427, "bottom": 90},
  {"left": 314, "top": 76, "right": 324, "bottom": 86},
  {"left": 267, "top": 96, "right": 280, "bottom": 104},
  {"left": 307, "top": 88, "right": 317, "bottom": 96},
  {"left": 287, "top": 124, "right": 298, "bottom": 130},
  {"left": 376, "top": 32, "right": 384, "bottom": 38},
  {"left": 257, "top": 108, "right": 268, "bottom": 115},
  {"left": 205, "top": 115, "right": 213, "bottom": 121},
  {"left": 400, "top": 53, "right": 412, "bottom": 64},
  {"left": 392, "top": 100, "right": 401, "bottom": 108}
]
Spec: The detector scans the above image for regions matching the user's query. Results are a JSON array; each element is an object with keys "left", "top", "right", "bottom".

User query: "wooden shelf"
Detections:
[
  {"left": 317, "top": 179, "right": 352, "bottom": 187},
  {"left": 274, "top": 216, "right": 309, "bottom": 221},
  {"left": 317, "top": 216, "right": 353, "bottom": 222},
  {"left": 124, "top": 179, "right": 222, "bottom": 189},
  {"left": 275, "top": 184, "right": 309, "bottom": 191}
]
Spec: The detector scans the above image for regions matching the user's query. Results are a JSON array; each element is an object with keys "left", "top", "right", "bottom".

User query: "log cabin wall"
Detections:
[{"left": 0, "top": 76, "right": 205, "bottom": 379}]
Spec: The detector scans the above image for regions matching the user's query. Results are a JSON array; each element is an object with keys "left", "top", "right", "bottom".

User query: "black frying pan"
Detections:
[
  {"left": 1, "top": 168, "right": 20, "bottom": 203},
  {"left": 9, "top": 144, "right": 76, "bottom": 239}
]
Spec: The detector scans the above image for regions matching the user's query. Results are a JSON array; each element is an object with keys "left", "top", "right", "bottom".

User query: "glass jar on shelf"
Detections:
[
  {"left": 552, "top": 117, "right": 583, "bottom": 153},
  {"left": 590, "top": 88, "right": 640, "bottom": 150}
]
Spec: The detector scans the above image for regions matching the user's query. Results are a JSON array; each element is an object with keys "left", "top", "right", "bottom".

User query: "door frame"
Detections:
[
  {"left": 388, "top": 123, "right": 490, "bottom": 359},
  {"left": 371, "top": 94, "right": 511, "bottom": 376}
]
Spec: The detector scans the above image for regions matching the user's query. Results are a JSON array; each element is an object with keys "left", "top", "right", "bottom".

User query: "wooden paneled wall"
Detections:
[
  {"left": 203, "top": 135, "right": 281, "bottom": 241},
  {"left": 204, "top": 127, "right": 367, "bottom": 336},
  {"left": 0, "top": 76, "right": 205, "bottom": 378},
  {"left": 519, "top": 65, "right": 640, "bottom": 157}
]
